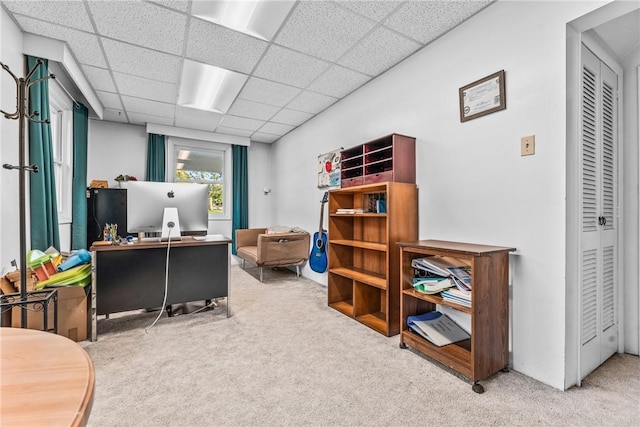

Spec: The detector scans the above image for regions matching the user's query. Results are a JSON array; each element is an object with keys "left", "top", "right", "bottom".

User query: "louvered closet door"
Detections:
[{"left": 579, "top": 45, "right": 619, "bottom": 380}]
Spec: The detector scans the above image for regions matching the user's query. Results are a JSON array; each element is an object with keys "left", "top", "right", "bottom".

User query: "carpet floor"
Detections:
[{"left": 81, "top": 265, "right": 640, "bottom": 426}]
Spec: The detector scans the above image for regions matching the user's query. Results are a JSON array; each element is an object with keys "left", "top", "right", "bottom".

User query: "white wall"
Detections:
[
  {"left": 87, "top": 119, "right": 147, "bottom": 186},
  {"left": 0, "top": 8, "right": 24, "bottom": 271},
  {"left": 270, "top": 1, "right": 612, "bottom": 389},
  {"left": 248, "top": 141, "right": 273, "bottom": 228}
]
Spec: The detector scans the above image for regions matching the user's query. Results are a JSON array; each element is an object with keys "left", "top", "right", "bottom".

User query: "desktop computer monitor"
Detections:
[{"left": 126, "top": 181, "right": 209, "bottom": 238}]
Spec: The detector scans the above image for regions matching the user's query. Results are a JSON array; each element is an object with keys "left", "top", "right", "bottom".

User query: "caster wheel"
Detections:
[
  {"left": 399, "top": 342, "right": 408, "bottom": 349},
  {"left": 501, "top": 367, "right": 510, "bottom": 373},
  {"left": 472, "top": 383, "right": 484, "bottom": 394}
]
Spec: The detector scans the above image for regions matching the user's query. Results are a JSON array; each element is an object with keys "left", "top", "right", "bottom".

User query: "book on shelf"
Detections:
[
  {"left": 411, "top": 256, "right": 472, "bottom": 292},
  {"left": 411, "top": 277, "right": 454, "bottom": 294},
  {"left": 407, "top": 311, "right": 470, "bottom": 347},
  {"left": 440, "top": 288, "right": 472, "bottom": 307},
  {"left": 336, "top": 208, "right": 364, "bottom": 214}
]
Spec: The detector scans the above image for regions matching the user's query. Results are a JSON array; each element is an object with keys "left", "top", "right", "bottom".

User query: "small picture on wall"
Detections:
[
  {"left": 459, "top": 70, "right": 506, "bottom": 122},
  {"left": 318, "top": 149, "right": 341, "bottom": 188}
]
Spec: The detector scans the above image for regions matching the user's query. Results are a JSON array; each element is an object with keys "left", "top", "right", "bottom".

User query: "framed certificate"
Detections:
[{"left": 459, "top": 70, "right": 506, "bottom": 122}]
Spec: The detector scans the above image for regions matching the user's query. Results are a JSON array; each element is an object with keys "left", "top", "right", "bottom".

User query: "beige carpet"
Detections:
[{"left": 82, "top": 265, "right": 640, "bottom": 426}]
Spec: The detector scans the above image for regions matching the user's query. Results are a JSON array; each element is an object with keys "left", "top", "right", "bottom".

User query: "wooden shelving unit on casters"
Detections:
[{"left": 397, "top": 240, "right": 516, "bottom": 393}]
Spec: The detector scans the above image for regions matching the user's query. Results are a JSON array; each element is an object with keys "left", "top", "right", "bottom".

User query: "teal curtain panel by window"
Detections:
[
  {"left": 146, "top": 133, "right": 166, "bottom": 182},
  {"left": 71, "top": 103, "right": 88, "bottom": 250},
  {"left": 27, "top": 56, "right": 60, "bottom": 251},
  {"left": 232, "top": 145, "right": 248, "bottom": 255}
]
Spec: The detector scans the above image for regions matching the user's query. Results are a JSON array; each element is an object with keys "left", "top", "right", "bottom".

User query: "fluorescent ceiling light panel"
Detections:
[
  {"left": 178, "top": 60, "right": 248, "bottom": 113},
  {"left": 191, "top": 0, "right": 295, "bottom": 41},
  {"left": 177, "top": 150, "right": 190, "bottom": 160}
]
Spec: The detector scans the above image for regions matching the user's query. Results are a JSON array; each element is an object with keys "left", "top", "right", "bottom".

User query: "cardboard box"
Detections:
[
  {"left": 3, "top": 269, "right": 36, "bottom": 292},
  {"left": 11, "top": 285, "right": 90, "bottom": 342},
  {"left": 89, "top": 179, "right": 108, "bottom": 188}
]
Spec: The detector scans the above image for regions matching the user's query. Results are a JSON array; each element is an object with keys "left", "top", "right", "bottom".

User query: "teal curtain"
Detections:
[
  {"left": 146, "top": 133, "right": 165, "bottom": 182},
  {"left": 231, "top": 145, "right": 248, "bottom": 254},
  {"left": 28, "top": 56, "right": 60, "bottom": 251},
  {"left": 71, "top": 104, "right": 89, "bottom": 250}
]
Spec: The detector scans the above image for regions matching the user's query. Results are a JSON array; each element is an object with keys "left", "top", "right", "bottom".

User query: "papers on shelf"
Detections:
[
  {"left": 411, "top": 256, "right": 472, "bottom": 293},
  {"left": 441, "top": 288, "right": 472, "bottom": 307},
  {"left": 407, "top": 311, "right": 470, "bottom": 347},
  {"left": 336, "top": 208, "right": 364, "bottom": 214},
  {"left": 412, "top": 277, "right": 454, "bottom": 294}
]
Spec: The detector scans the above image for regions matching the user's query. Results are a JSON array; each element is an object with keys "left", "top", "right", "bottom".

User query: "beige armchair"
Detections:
[{"left": 235, "top": 228, "right": 310, "bottom": 282}]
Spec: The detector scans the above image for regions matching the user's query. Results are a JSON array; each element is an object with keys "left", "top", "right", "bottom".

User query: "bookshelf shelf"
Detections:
[
  {"left": 401, "top": 289, "right": 473, "bottom": 314},
  {"left": 329, "top": 239, "right": 387, "bottom": 252},
  {"left": 397, "top": 240, "right": 515, "bottom": 393},
  {"left": 329, "top": 267, "right": 387, "bottom": 289},
  {"left": 328, "top": 182, "right": 418, "bottom": 336}
]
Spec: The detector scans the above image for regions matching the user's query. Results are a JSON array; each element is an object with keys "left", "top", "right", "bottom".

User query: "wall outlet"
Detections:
[{"left": 521, "top": 135, "right": 535, "bottom": 156}]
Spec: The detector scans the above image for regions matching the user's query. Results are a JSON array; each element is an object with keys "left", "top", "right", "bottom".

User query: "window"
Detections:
[
  {"left": 169, "top": 138, "right": 231, "bottom": 220},
  {"left": 48, "top": 80, "right": 73, "bottom": 224}
]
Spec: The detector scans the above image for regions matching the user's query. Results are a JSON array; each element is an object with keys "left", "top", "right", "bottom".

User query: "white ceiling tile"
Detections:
[
  {"left": 2, "top": 0, "right": 495, "bottom": 141},
  {"left": 15, "top": 16, "right": 107, "bottom": 67},
  {"left": 101, "top": 39, "right": 182, "bottom": 84},
  {"left": 128, "top": 111, "right": 174, "bottom": 127},
  {"left": 4, "top": 1, "right": 94, "bottom": 32},
  {"left": 219, "top": 115, "right": 264, "bottom": 132},
  {"left": 186, "top": 18, "right": 268, "bottom": 75},
  {"left": 215, "top": 127, "right": 254, "bottom": 138},
  {"left": 238, "top": 77, "right": 301, "bottom": 107},
  {"left": 334, "top": 1, "right": 402, "bottom": 22},
  {"left": 275, "top": 1, "right": 374, "bottom": 62},
  {"left": 81, "top": 65, "right": 117, "bottom": 92},
  {"left": 339, "top": 26, "right": 421, "bottom": 76},
  {"left": 258, "top": 122, "right": 295, "bottom": 136},
  {"left": 175, "top": 106, "right": 223, "bottom": 132},
  {"left": 251, "top": 132, "right": 280, "bottom": 144},
  {"left": 307, "top": 65, "right": 371, "bottom": 98},
  {"left": 113, "top": 72, "right": 177, "bottom": 104},
  {"left": 88, "top": 1, "right": 186, "bottom": 55},
  {"left": 121, "top": 96, "right": 175, "bottom": 119},
  {"left": 270, "top": 109, "right": 313, "bottom": 126},
  {"left": 385, "top": 1, "right": 492, "bottom": 44},
  {"left": 102, "top": 108, "right": 128, "bottom": 123},
  {"left": 96, "top": 91, "right": 122, "bottom": 110},
  {"left": 287, "top": 91, "right": 338, "bottom": 114},
  {"left": 148, "top": 0, "right": 191, "bottom": 13},
  {"left": 253, "top": 45, "right": 330, "bottom": 88},
  {"left": 228, "top": 99, "right": 280, "bottom": 121}
]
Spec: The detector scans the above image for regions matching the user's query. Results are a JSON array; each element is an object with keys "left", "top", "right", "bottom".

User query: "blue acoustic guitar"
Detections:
[{"left": 310, "top": 192, "right": 329, "bottom": 273}]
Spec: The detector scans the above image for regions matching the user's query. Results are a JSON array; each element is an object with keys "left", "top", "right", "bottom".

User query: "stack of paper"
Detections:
[
  {"left": 411, "top": 256, "right": 472, "bottom": 293},
  {"left": 441, "top": 288, "right": 472, "bottom": 307},
  {"left": 411, "top": 277, "right": 454, "bottom": 294},
  {"left": 406, "top": 311, "right": 470, "bottom": 346},
  {"left": 336, "top": 208, "right": 364, "bottom": 214}
]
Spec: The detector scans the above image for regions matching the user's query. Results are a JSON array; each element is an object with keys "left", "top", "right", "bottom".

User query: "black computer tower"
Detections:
[{"left": 86, "top": 188, "right": 128, "bottom": 248}]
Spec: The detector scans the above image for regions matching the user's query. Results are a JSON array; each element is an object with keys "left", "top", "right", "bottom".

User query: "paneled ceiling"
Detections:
[{"left": 1, "top": 0, "right": 493, "bottom": 143}]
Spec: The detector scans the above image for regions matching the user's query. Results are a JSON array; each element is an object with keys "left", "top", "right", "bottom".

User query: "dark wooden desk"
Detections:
[
  {"left": 0, "top": 327, "right": 95, "bottom": 426},
  {"left": 90, "top": 235, "right": 231, "bottom": 341}
]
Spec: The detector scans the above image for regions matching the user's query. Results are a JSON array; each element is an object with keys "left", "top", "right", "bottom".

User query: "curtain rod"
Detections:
[{"left": 52, "top": 76, "right": 81, "bottom": 108}]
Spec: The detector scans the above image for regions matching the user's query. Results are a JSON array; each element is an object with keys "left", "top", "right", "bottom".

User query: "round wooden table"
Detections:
[{"left": 0, "top": 327, "right": 95, "bottom": 426}]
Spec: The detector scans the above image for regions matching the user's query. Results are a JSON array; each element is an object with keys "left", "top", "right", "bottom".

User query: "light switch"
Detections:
[{"left": 521, "top": 135, "right": 535, "bottom": 156}]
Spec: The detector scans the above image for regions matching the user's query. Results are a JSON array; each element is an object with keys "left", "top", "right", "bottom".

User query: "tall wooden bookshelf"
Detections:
[
  {"left": 328, "top": 182, "right": 418, "bottom": 336},
  {"left": 397, "top": 240, "right": 515, "bottom": 393}
]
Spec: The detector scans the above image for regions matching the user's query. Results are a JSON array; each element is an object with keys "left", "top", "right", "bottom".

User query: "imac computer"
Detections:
[{"left": 126, "top": 181, "right": 209, "bottom": 240}]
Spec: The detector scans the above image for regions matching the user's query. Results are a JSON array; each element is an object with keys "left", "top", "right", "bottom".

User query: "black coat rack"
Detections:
[{"left": 1, "top": 58, "right": 58, "bottom": 329}]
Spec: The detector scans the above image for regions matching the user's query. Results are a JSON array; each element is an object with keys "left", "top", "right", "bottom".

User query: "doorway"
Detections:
[{"left": 567, "top": 3, "right": 640, "bottom": 388}]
